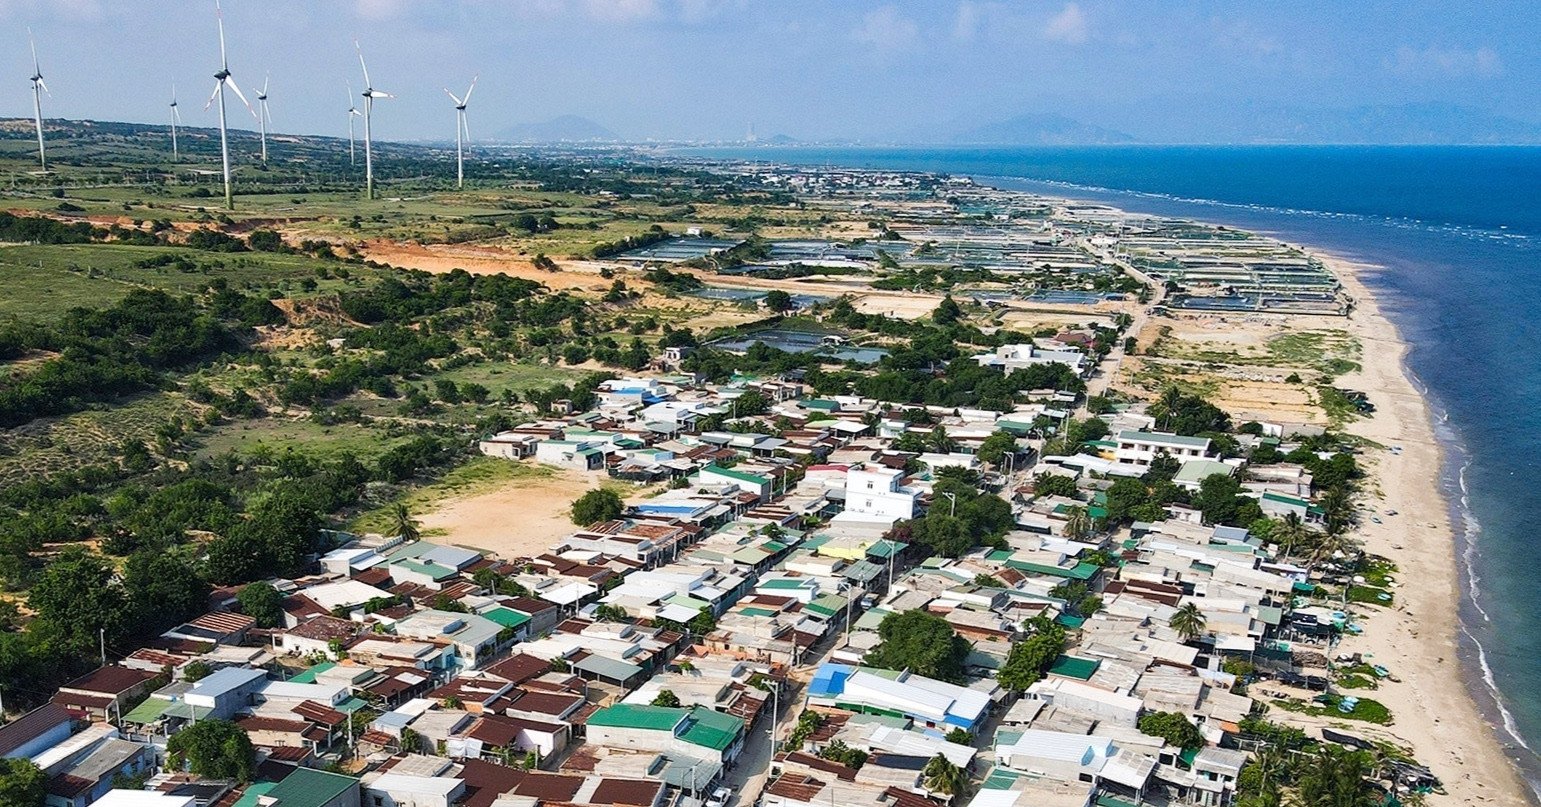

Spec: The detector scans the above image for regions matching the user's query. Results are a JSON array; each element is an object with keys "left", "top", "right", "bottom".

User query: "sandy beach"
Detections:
[{"left": 1316, "top": 253, "right": 1532, "bottom": 806}]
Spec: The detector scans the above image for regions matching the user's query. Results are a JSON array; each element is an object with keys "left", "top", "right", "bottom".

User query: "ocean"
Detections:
[{"left": 692, "top": 144, "right": 1541, "bottom": 791}]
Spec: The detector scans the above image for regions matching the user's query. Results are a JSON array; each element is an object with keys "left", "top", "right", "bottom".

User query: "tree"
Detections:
[
  {"left": 1063, "top": 506, "right": 1093, "bottom": 541},
  {"left": 182, "top": 660, "right": 214, "bottom": 682},
  {"left": 166, "top": 719, "right": 255, "bottom": 782},
  {"left": 973, "top": 573, "right": 1005, "bottom": 588},
  {"left": 1290, "top": 745, "right": 1381, "bottom": 807},
  {"left": 1170, "top": 602, "right": 1208, "bottom": 643},
  {"left": 1137, "top": 710, "right": 1203, "bottom": 749},
  {"left": 944, "top": 728, "right": 973, "bottom": 745},
  {"left": 922, "top": 754, "right": 967, "bottom": 803},
  {"left": 863, "top": 610, "right": 970, "bottom": 683},
  {"left": 763, "top": 290, "right": 795, "bottom": 313},
  {"left": 997, "top": 622, "right": 1065, "bottom": 691},
  {"left": 391, "top": 503, "right": 421, "bottom": 542},
  {"left": 651, "top": 689, "right": 681, "bottom": 707},
  {"left": 571, "top": 488, "right": 624, "bottom": 526},
  {"left": 1194, "top": 473, "right": 1262, "bottom": 527},
  {"left": 28, "top": 547, "right": 130, "bottom": 655},
  {"left": 976, "top": 431, "right": 1018, "bottom": 467},
  {"left": 238, "top": 581, "right": 286, "bottom": 628},
  {"left": 1274, "top": 513, "right": 1313, "bottom": 560},
  {"left": 123, "top": 551, "right": 209, "bottom": 636},
  {"left": 1032, "top": 473, "right": 1078, "bottom": 498},
  {"left": 593, "top": 604, "right": 628, "bottom": 622},
  {"left": 932, "top": 295, "right": 962, "bottom": 326},
  {"left": 0, "top": 758, "right": 45, "bottom": 807}
]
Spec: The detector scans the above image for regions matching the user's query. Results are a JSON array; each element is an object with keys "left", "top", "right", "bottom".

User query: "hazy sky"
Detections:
[{"left": 2, "top": 0, "right": 1537, "bottom": 142}]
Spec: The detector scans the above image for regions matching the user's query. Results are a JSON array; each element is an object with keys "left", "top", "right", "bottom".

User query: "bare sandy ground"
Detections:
[
  {"left": 1316, "top": 254, "right": 1532, "bottom": 806},
  {"left": 417, "top": 467, "right": 602, "bottom": 559},
  {"left": 361, "top": 241, "right": 607, "bottom": 291}
]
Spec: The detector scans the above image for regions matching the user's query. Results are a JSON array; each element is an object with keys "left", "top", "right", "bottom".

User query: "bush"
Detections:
[
  {"left": 1137, "top": 710, "right": 1204, "bottom": 749},
  {"left": 571, "top": 488, "right": 624, "bottom": 526}
]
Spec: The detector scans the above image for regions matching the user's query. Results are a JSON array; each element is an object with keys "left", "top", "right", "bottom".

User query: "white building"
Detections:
[
  {"left": 842, "top": 466, "right": 918, "bottom": 524},
  {"left": 975, "top": 344, "right": 1086, "bottom": 374},
  {"left": 1114, "top": 431, "right": 1213, "bottom": 467}
]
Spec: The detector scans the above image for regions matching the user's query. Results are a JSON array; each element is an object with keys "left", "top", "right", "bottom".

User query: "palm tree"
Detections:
[
  {"left": 1317, "top": 488, "right": 1355, "bottom": 536},
  {"left": 1064, "top": 506, "right": 1093, "bottom": 541},
  {"left": 391, "top": 504, "right": 421, "bottom": 543},
  {"left": 1275, "top": 513, "right": 1312, "bottom": 560},
  {"left": 1170, "top": 601, "right": 1207, "bottom": 643},
  {"left": 922, "top": 754, "right": 967, "bottom": 804},
  {"left": 1156, "top": 386, "right": 1184, "bottom": 431},
  {"left": 1308, "top": 529, "right": 1361, "bottom": 570}
]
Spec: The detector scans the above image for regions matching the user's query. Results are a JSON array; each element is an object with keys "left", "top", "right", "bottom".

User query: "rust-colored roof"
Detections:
[
  {"left": 57, "top": 665, "right": 158, "bottom": 696},
  {"left": 287, "top": 615, "right": 358, "bottom": 642},
  {"left": 511, "top": 772, "right": 584, "bottom": 801},
  {"left": 456, "top": 759, "right": 526, "bottom": 807},
  {"left": 293, "top": 700, "right": 346, "bottom": 726},
  {"left": 237, "top": 716, "right": 309, "bottom": 734},
  {"left": 589, "top": 778, "right": 665, "bottom": 806},
  {"left": 484, "top": 653, "right": 554, "bottom": 685},
  {"left": 187, "top": 611, "right": 257, "bottom": 635},
  {"left": 766, "top": 774, "right": 826, "bottom": 802}
]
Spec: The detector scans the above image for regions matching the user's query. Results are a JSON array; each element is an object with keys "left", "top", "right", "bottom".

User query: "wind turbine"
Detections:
[
  {"left": 204, "top": 1, "right": 256, "bottom": 210},
  {"left": 355, "top": 41, "right": 392, "bottom": 200},
  {"left": 27, "top": 29, "right": 49, "bottom": 171},
  {"left": 169, "top": 85, "right": 183, "bottom": 161},
  {"left": 443, "top": 76, "right": 476, "bottom": 189},
  {"left": 346, "top": 82, "right": 361, "bottom": 166},
  {"left": 251, "top": 74, "right": 271, "bottom": 164}
]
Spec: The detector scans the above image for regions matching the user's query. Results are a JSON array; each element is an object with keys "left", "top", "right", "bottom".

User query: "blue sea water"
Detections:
[{"left": 694, "top": 144, "right": 1541, "bottom": 793}]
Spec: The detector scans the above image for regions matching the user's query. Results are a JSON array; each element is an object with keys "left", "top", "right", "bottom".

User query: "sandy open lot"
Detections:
[
  {"left": 418, "top": 467, "right": 601, "bottom": 559},
  {"left": 362, "top": 241, "right": 608, "bottom": 291}
]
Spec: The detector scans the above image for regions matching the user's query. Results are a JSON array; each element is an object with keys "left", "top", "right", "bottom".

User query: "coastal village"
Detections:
[{"left": 0, "top": 161, "right": 1488, "bottom": 807}]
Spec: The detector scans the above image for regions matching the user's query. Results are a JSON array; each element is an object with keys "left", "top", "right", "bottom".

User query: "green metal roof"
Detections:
[
  {"left": 392, "top": 559, "right": 456, "bottom": 580},
  {"left": 738, "top": 607, "right": 779, "bottom": 618},
  {"left": 482, "top": 607, "right": 533, "bottom": 629},
  {"left": 122, "top": 697, "right": 172, "bottom": 724},
  {"left": 1047, "top": 655, "right": 1101, "bottom": 680},
  {"left": 1055, "top": 613, "right": 1088, "bottom": 629},
  {"left": 761, "top": 578, "right": 814, "bottom": 590},
  {"left": 288, "top": 661, "right": 336, "bottom": 684},
  {"left": 261, "top": 767, "right": 358, "bottom": 807},
  {"left": 702, "top": 465, "right": 770, "bottom": 485},
  {"left": 232, "top": 782, "right": 279, "bottom": 807},
  {"left": 806, "top": 594, "right": 848, "bottom": 617},
  {"left": 588, "top": 704, "right": 685, "bottom": 732},
  {"left": 1006, "top": 560, "right": 1099, "bottom": 580},
  {"left": 865, "top": 539, "right": 906, "bottom": 559},
  {"left": 679, "top": 706, "right": 745, "bottom": 751}
]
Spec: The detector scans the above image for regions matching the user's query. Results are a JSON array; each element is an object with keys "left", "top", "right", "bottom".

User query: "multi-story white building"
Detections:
[
  {"left": 1114, "top": 430, "right": 1213, "bottom": 466},
  {"left": 842, "top": 465, "right": 918, "bottom": 524}
]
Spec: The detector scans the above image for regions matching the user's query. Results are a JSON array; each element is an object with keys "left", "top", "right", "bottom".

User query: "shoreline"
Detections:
[{"left": 1291, "top": 251, "right": 1533, "bottom": 805}]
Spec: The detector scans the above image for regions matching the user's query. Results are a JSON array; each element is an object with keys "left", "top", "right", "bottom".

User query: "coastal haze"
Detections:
[{"left": 0, "top": 3, "right": 1538, "bottom": 807}]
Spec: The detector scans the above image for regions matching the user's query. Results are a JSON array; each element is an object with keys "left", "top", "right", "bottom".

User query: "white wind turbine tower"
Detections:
[
  {"left": 346, "top": 82, "right": 361, "bottom": 166},
  {"left": 169, "top": 85, "right": 183, "bottom": 161},
  {"left": 27, "top": 29, "right": 49, "bottom": 171},
  {"left": 251, "top": 74, "right": 271, "bottom": 164},
  {"left": 443, "top": 76, "right": 477, "bottom": 189},
  {"left": 355, "top": 41, "right": 392, "bottom": 200},
  {"left": 204, "top": 1, "right": 256, "bottom": 210}
]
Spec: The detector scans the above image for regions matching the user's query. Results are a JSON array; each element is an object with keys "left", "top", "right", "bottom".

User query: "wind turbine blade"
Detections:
[
  {"left": 226, "top": 78, "right": 257, "bottom": 117},
  {"left": 460, "top": 113, "right": 470, "bottom": 143},
  {"left": 216, "top": 1, "right": 228, "bottom": 68},
  {"left": 443, "top": 88, "right": 463, "bottom": 106},
  {"left": 28, "top": 29, "right": 39, "bottom": 74},
  {"left": 355, "top": 41, "right": 371, "bottom": 88},
  {"left": 37, "top": 79, "right": 50, "bottom": 97},
  {"left": 204, "top": 81, "right": 221, "bottom": 111},
  {"left": 462, "top": 75, "right": 477, "bottom": 105},
  {"left": 371, "top": 90, "right": 393, "bottom": 99},
  {"left": 262, "top": 74, "right": 269, "bottom": 95},
  {"left": 173, "top": 106, "right": 184, "bottom": 125}
]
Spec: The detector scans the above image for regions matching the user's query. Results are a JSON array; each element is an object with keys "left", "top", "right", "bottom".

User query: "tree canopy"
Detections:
[
  {"left": 863, "top": 610, "right": 971, "bottom": 683},
  {"left": 571, "top": 488, "right": 625, "bottom": 526},
  {"left": 166, "top": 719, "right": 256, "bottom": 782}
]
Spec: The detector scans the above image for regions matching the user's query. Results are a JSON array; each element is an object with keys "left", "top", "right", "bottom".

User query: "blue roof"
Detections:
[{"left": 808, "top": 663, "right": 854, "bottom": 699}]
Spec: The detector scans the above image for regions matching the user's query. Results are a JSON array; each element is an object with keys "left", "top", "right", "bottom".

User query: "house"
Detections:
[
  {"left": 0, "top": 704, "right": 74, "bottom": 759},
  {"left": 974, "top": 344, "right": 1086, "bottom": 375},
  {"left": 1114, "top": 431, "right": 1213, "bottom": 466},
  {"left": 585, "top": 704, "right": 746, "bottom": 765},
  {"left": 535, "top": 439, "right": 609, "bottom": 471},
  {"left": 51, "top": 667, "right": 159, "bottom": 722},
  {"left": 282, "top": 616, "right": 362, "bottom": 658},
  {"left": 840, "top": 466, "right": 918, "bottom": 524},
  {"left": 183, "top": 667, "right": 268, "bottom": 721},
  {"left": 362, "top": 771, "right": 466, "bottom": 807},
  {"left": 93, "top": 794, "right": 194, "bottom": 807},
  {"left": 45, "top": 738, "right": 156, "bottom": 807},
  {"left": 698, "top": 465, "right": 773, "bottom": 501},
  {"left": 259, "top": 766, "right": 361, "bottom": 807},
  {"left": 1172, "top": 459, "right": 1237, "bottom": 491},
  {"left": 394, "top": 610, "right": 507, "bottom": 669},
  {"left": 806, "top": 664, "right": 992, "bottom": 733},
  {"left": 479, "top": 431, "right": 542, "bottom": 460}
]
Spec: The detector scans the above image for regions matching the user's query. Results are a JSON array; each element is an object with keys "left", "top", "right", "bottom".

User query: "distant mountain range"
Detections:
[
  {"left": 494, "top": 115, "right": 617, "bottom": 143},
  {"left": 948, "top": 113, "right": 1136, "bottom": 145}
]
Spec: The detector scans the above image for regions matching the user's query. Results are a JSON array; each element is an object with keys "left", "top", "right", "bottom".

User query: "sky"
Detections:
[{"left": 1, "top": 0, "right": 1537, "bottom": 143}]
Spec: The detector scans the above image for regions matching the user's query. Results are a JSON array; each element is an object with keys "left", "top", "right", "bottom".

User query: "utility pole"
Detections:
[{"left": 100, "top": 627, "right": 107, "bottom": 665}]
